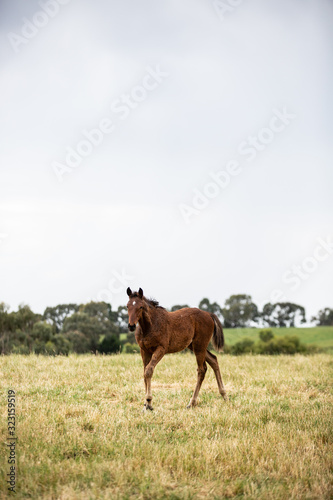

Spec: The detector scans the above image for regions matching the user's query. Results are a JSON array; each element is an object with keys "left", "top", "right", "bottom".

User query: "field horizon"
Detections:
[{"left": 121, "top": 326, "right": 333, "bottom": 352}]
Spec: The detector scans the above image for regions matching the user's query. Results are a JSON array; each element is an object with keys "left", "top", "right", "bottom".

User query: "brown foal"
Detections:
[{"left": 126, "top": 287, "right": 227, "bottom": 411}]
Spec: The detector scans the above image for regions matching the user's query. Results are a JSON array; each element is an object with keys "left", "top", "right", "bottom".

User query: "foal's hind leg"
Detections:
[
  {"left": 205, "top": 350, "right": 228, "bottom": 400},
  {"left": 187, "top": 350, "right": 207, "bottom": 408}
]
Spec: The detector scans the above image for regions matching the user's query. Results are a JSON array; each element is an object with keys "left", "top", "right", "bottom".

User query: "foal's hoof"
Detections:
[
  {"left": 222, "top": 393, "right": 228, "bottom": 401},
  {"left": 186, "top": 401, "right": 196, "bottom": 409},
  {"left": 143, "top": 404, "right": 153, "bottom": 412}
]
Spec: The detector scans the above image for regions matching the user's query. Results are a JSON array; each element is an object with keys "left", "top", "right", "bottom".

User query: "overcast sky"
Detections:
[{"left": 0, "top": 0, "right": 332, "bottom": 322}]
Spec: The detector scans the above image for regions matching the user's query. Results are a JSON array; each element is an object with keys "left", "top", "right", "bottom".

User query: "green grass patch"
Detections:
[
  {"left": 224, "top": 326, "right": 333, "bottom": 350},
  {"left": 0, "top": 353, "right": 332, "bottom": 499}
]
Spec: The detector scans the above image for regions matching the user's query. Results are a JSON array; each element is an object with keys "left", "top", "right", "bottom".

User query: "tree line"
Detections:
[{"left": 0, "top": 294, "right": 332, "bottom": 355}]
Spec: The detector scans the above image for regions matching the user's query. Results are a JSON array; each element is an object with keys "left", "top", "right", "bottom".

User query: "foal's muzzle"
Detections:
[{"left": 128, "top": 323, "right": 136, "bottom": 332}]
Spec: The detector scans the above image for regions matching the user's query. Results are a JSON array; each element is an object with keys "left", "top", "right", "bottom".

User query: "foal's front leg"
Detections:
[
  {"left": 143, "top": 346, "right": 165, "bottom": 411},
  {"left": 140, "top": 349, "right": 152, "bottom": 410}
]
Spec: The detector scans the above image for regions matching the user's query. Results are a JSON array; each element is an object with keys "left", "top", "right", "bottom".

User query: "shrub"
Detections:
[
  {"left": 231, "top": 338, "right": 255, "bottom": 355},
  {"left": 65, "top": 331, "right": 90, "bottom": 353},
  {"left": 33, "top": 340, "right": 48, "bottom": 354},
  {"left": 11, "top": 344, "right": 30, "bottom": 355},
  {"left": 256, "top": 335, "right": 303, "bottom": 355},
  {"left": 53, "top": 334, "right": 71, "bottom": 355},
  {"left": 222, "top": 344, "right": 231, "bottom": 354},
  {"left": 122, "top": 342, "right": 140, "bottom": 354},
  {"left": 98, "top": 334, "right": 121, "bottom": 354},
  {"left": 259, "top": 329, "right": 274, "bottom": 343},
  {"left": 44, "top": 341, "right": 57, "bottom": 355},
  {"left": 231, "top": 333, "right": 318, "bottom": 355}
]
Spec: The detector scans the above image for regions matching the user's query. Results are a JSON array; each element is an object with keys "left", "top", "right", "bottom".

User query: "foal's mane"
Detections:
[
  {"left": 145, "top": 297, "right": 165, "bottom": 309},
  {"left": 130, "top": 292, "right": 164, "bottom": 309}
]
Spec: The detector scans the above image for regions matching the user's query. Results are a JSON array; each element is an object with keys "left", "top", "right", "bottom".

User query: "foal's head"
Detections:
[{"left": 127, "top": 287, "right": 145, "bottom": 331}]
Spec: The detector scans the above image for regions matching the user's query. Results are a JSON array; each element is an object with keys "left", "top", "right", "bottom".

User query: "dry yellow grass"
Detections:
[{"left": 0, "top": 353, "right": 332, "bottom": 499}]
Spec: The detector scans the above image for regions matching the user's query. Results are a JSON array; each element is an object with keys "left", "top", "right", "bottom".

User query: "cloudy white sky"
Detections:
[{"left": 0, "top": 0, "right": 332, "bottom": 321}]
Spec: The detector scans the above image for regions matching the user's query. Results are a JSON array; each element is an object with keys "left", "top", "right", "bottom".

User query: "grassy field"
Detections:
[
  {"left": 1, "top": 353, "right": 332, "bottom": 499},
  {"left": 224, "top": 326, "right": 333, "bottom": 350}
]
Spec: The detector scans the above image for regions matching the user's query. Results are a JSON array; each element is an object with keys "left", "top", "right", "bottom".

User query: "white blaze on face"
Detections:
[{"left": 133, "top": 301, "right": 136, "bottom": 305}]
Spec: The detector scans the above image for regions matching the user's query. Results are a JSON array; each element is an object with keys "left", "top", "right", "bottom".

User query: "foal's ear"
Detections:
[
  {"left": 138, "top": 288, "right": 143, "bottom": 299},
  {"left": 127, "top": 287, "right": 132, "bottom": 297}
]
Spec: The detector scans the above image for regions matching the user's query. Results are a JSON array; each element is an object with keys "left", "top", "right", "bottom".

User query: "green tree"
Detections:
[
  {"left": 62, "top": 302, "right": 120, "bottom": 352},
  {"left": 80, "top": 301, "right": 120, "bottom": 337},
  {"left": 53, "top": 334, "right": 71, "bottom": 355},
  {"left": 0, "top": 303, "right": 12, "bottom": 354},
  {"left": 198, "top": 298, "right": 222, "bottom": 317},
  {"left": 62, "top": 313, "right": 105, "bottom": 351},
  {"left": 10, "top": 304, "right": 41, "bottom": 353},
  {"left": 222, "top": 294, "right": 259, "bottom": 328},
  {"left": 43, "top": 304, "right": 80, "bottom": 333},
  {"left": 15, "top": 304, "right": 40, "bottom": 330},
  {"left": 311, "top": 308, "right": 333, "bottom": 326},
  {"left": 115, "top": 305, "right": 129, "bottom": 333},
  {"left": 31, "top": 321, "right": 54, "bottom": 342},
  {"left": 170, "top": 304, "right": 189, "bottom": 312},
  {"left": 261, "top": 302, "right": 306, "bottom": 327},
  {"left": 65, "top": 330, "right": 90, "bottom": 353},
  {"left": 80, "top": 301, "right": 115, "bottom": 324}
]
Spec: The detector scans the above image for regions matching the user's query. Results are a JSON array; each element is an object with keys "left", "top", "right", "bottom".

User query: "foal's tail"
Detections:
[{"left": 210, "top": 313, "right": 224, "bottom": 352}]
